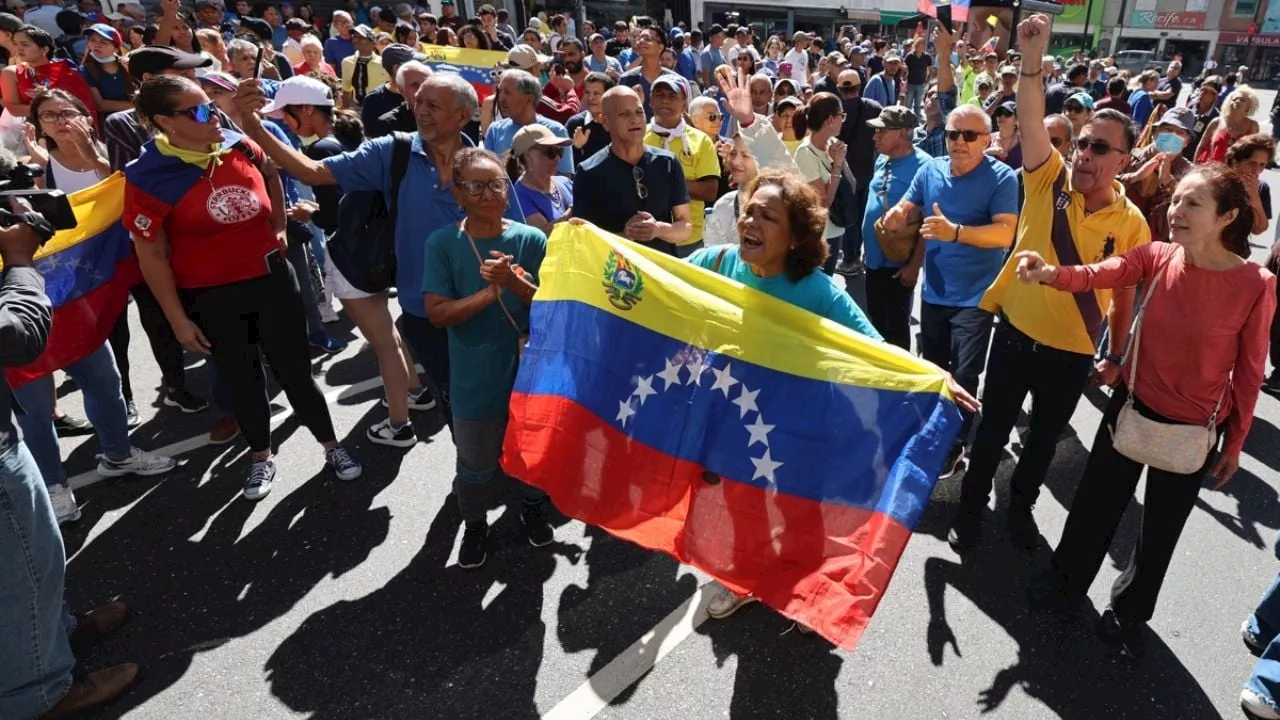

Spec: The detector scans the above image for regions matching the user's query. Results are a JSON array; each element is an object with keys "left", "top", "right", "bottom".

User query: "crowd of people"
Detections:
[{"left": 2, "top": 2, "right": 1280, "bottom": 718}]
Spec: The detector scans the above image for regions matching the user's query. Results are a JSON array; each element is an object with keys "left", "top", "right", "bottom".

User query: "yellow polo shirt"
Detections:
[
  {"left": 979, "top": 150, "right": 1151, "bottom": 355},
  {"left": 643, "top": 125, "right": 721, "bottom": 246}
]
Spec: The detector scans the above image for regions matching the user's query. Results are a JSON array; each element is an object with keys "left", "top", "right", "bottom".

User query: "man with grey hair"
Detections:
[
  {"left": 324, "top": 9, "right": 355, "bottom": 77},
  {"left": 483, "top": 68, "right": 574, "bottom": 174},
  {"left": 366, "top": 59, "right": 432, "bottom": 138},
  {"left": 233, "top": 72, "right": 525, "bottom": 426}
]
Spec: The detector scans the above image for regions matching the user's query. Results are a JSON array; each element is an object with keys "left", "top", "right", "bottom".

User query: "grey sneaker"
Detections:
[
  {"left": 96, "top": 447, "right": 177, "bottom": 478},
  {"left": 325, "top": 445, "right": 363, "bottom": 481},
  {"left": 243, "top": 457, "right": 276, "bottom": 500},
  {"left": 48, "top": 483, "right": 82, "bottom": 524},
  {"left": 707, "top": 581, "right": 757, "bottom": 619}
]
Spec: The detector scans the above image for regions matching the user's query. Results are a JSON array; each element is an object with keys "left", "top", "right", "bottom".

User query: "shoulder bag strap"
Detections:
[
  {"left": 1123, "top": 252, "right": 1172, "bottom": 398},
  {"left": 387, "top": 131, "right": 413, "bottom": 226},
  {"left": 711, "top": 245, "right": 729, "bottom": 274},
  {"left": 461, "top": 219, "right": 522, "bottom": 333},
  {"left": 1049, "top": 167, "right": 1105, "bottom": 344}
]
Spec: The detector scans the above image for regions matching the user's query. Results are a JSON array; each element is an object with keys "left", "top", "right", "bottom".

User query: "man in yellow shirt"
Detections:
[
  {"left": 949, "top": 14, "right": 1150, "bottom": 553},
  {"left": 643, "top": 74, "right": 720, "bottom": 256},
  {"left": 340, "top": 25, "right": 389, "bottom": 108}
]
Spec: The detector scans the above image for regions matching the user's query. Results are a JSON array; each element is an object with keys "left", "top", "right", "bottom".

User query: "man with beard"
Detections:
[
  {"left": 560, "top": 37, "right": 589, "bottom": 97},
  {"left": 950, "top": 13, "right": 1148, "bottom": 552},
  {"left": 574, "top": 86, "right": 691, "bottom": 255}
]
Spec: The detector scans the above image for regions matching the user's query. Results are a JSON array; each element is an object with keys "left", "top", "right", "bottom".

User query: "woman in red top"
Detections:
[
  {"left": 1015, "top": 165, "right": 1276, "bottom": 659},
  {"left": 1195, "top": 85, "right": 1260, "bottom": 164},
  {"left": 0, "top": 26, "right": 98, "bottom": 129},
  {"left": 124, "top": 75, "right": 362, "bottom": 500}
]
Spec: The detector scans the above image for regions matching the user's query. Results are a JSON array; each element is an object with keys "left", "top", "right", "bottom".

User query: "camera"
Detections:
[{"left": 0, "top": 149, "right": 77, "bottom": 234}]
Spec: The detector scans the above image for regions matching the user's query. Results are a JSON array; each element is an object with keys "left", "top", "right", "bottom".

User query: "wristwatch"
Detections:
[{"left": 1104, "top": 353, "right": 1123, "bottom": 365}]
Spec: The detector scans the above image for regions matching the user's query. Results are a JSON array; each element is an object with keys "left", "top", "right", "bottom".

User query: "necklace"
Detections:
[{"left": 522, "top": 177, "right": 563, "bottom": 209}]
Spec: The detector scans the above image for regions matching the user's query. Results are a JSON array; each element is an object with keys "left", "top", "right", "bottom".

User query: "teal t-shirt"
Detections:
[
  {"left": 421, "top": 221, "right": 548, "bottom": 421},
  {"left": 687, "top": 246, "right": 883, "bottom": 341}
]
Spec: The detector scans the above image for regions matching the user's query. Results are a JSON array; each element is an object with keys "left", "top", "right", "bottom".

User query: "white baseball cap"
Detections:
[{"left": 260, "top": 76, "right": 335, "bottom": 118}]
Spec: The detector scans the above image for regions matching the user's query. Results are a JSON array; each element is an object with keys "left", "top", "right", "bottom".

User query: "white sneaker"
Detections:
[
  {"left": 319, "top": 294, "right": 340, "bottom": 324},
  {"left": 707, "top": 581, "right": 758, "bottom": 619},
  {"left": 96, "top": 447, "right": 178, "bottom": 477},
  {"left": 243, "top": 457, "right": 276, "bottom": 500},
  {"left": 1242, "top": 688, "right": 1280, "bottom": 719},
  {"left": 48, "top": 484, "right": 81, "bottom": 524}
]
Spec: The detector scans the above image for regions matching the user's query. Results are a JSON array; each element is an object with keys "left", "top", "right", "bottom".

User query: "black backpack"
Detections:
[{"left": 327, "top": 132, "right": 412, "bottom": 294}]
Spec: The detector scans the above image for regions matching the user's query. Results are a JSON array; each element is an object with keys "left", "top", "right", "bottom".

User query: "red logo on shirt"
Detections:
[{"left": 206, "top": 185, "right": 262, "bottom": 225}]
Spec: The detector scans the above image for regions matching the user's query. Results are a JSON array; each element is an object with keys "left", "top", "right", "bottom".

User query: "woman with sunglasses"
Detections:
[
  {"left": 986, "top": 100, "right": 1022, "bottom": 170},
  {"left": 791, "top": 92, "right": 848, "bottom": 269},
  {"left": 424, "top": 147, "right": 552, "bottom": 569},
  {"left": 125, "top": 75, "right": 363, "bottom": 500},
  {"left": 23, "top": 89, "right": 109, "bottom": 193},
  {"left": 510, "top": 124, "right": 573, "bottom": 233}
]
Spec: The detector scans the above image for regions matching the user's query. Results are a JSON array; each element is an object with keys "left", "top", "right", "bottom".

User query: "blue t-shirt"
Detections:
[
  {"left": 324, "top": 36, "right": 355, "bottom": 78},
  {"left": 83, "top": 65, "right": 130, "bottom": 102},
  {"left": 261, "top": 118, "right": 300, "bottom": 205},
  {"left": 484, "top": 116, "right": 574, "bottom": 175},
  {"left": 618, "top": 47, "right": 637, "bottom": 67},
  {"left": 585, "top": 54, "right": 621, "bottom": 74},
  {"left": 1130, "top": 88, "right": 1154, "bottom": 125},
  {"left": 677, "top": 48, "right": 699, "bottom": 82},
  {"left": 421, "top": 221, "right": 546, "bottom": 420},
  {"left": 904, "top": 155, "right": 1019, "bottom": 307},
  {"left": 863, "top": 148, "right": 931, "bottom": 271},
  {"left": 687, "top": 245, "right": 882, "bottom": 341},
  {"left": 323, "top": 132, "right": 525, "bottom": 316},
  {"left": 617, "top": 67, "right": 682, "bottom": 118},
  {"left": 514, "top": 176, "right": 573, "bottom": 223},
  {"left": 701, "top": 47, "right": 725, "bottom": 75}
]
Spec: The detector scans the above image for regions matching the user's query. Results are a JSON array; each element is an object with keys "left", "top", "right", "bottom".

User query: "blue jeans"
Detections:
[
  {"left": 907, "top": 83, "right": 926, "bottom": 119},
  {"left": 0, "top": 441, "right": 74, "bottom": 719},
  {"left": 15, "top": 342, "right": 131, "bottom": 488},
  {"left": 454, "top": 415, "right": 545, "bottom": 525},
  {"left": 919, "top": 302, "right": 994, "bottom": 446},
  {"left": 1246, "top": 532, "right": 1280, "bottom": 710},
  {"left": 286, "top": 237, "right": 325, "bottom": 338}
]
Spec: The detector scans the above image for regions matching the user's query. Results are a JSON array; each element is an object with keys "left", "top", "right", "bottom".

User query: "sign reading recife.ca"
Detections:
[{"left": 1129, "top": 10, "right": 1206, "bottom": 29}]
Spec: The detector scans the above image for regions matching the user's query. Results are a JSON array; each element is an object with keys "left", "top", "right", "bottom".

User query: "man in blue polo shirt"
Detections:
[
  {"left": 880, "top": 103, "right": 1018, "bottom": 477},
  {"left": 233, "top": 72, "right": 523, "bottom": 426},
  {"left": 483, "top": 69, "right": 574, "bottom": 175}
]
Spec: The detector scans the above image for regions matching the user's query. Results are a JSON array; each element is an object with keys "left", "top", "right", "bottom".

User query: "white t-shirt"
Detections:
[
  {"left": 22, "top": 5, "right": 63, "bottom": 39},
  {"left": 794, "top": 138, "right": 843, "bottom": 238},
  {"left": 782, "top": 47, "right": 809, "bottom": 87}
]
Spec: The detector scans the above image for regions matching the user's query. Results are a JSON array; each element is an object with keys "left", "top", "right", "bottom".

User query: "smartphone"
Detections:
[
  {"left": 551, "top": 62, "right": 567, "bottom": 76},
  {"left": 253, "top": 46, "right": 264, "bottom": 80},
  {"left": 2, "top": 189, "right": 77, "bottom": 230},
  {"left": 937, "top": 3, "right": 954, "bottom": 34}
]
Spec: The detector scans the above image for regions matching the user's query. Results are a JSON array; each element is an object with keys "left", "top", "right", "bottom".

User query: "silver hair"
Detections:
[
  {"left": 947, "top": 104, "right": 992, "bottom": 132},
  {"left": 331, "top": 10, "right": 351, "bottom": 24},
  {"left": 429, "top": 72, "right": 478, "bottom": 115},
  {"left": 396, "top": 60, "right": 431, "bottom": 88},
  {"left": 227, "top": 37, "right": 258, "bottom": 61},
  {"left": 300, "top": 34, "right": 323, "bottom": 51},
  {"left": 504, "top": 69, "right": 542, "bottom": 99},
  {"left": 689, "top": 96, "right": 718, "bottom": 115}
]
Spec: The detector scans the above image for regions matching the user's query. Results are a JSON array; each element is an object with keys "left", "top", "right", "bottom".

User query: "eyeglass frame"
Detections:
[
  {"left": 161, "top": 100, "right": 218, "bottom": 124},
  {"left": 456, "top": 178, "right": 509, "bottom": 197},
  {"left": 633, "top": 165, "right": 648, "bottom": 200}
]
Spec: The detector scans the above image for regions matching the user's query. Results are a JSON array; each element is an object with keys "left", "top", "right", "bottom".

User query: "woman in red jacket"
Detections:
[{"left": 1016, "top": 164, "right": 1276, "bottom": 660}]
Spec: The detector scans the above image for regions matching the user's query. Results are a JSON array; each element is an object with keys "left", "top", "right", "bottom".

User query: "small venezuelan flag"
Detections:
[
  {"left": 419, "top": 44, "right": 510, "bottom": 102},
  {"left": 2, "top": 174, "right": 139, "bottom": 389},
  {"left": 502, "top": 223, "right": 963, "bottom": 650}
]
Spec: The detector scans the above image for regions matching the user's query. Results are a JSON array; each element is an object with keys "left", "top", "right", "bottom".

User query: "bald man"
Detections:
[
  {"left": 574, "top": 87, "right": 692, "bottom": 255},
  {"left": 749, "top": 73, "right": 773, "bottom": 116}
]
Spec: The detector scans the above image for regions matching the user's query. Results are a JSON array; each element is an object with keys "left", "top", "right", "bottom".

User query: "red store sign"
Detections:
[{"left": 1219, "top": 31, "right": 1280, "bottom": 46}]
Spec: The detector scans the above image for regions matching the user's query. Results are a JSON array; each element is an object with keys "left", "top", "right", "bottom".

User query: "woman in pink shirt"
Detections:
[{"left": 1014, "top": 164, "right": 1276, "bottom": 660}]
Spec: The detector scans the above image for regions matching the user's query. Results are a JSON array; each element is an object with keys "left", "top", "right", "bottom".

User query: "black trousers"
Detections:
[
  {"left": 919, "top": 302, "right": 994, "bottom": 445},
  {"left": 864, "top": 267, "right": 913, "bottom": 350},
  {"left": 182, "top": 258, "right": 335, "bottom": 453},
  {"left": 396, "top": 312, "right": 452, "bottom": 427},
  {"left": 960, "top": 319, "right": 1095, "bottom": 515},
  {"left": 1049, "top": 384, "right": 1219, "bottom": 624},
  {"left": 109, "top": 283, "right": 189, "bottom": 402}
]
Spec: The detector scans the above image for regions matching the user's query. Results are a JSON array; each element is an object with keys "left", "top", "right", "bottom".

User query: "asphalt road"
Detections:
[{"left": 50, "top": 90, "right": 1280, "bottom": 720}]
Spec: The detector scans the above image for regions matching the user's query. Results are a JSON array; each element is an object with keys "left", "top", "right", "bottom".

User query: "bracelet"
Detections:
[
  {"left": 1019, "top": 70, "right": 1042, "bottom": 78},
  {"left": 954, "top": 224, "right": 963, "bottom": 242},
  {"left": 1104, "top": 353, "right": 1123, "bottom": 365}
]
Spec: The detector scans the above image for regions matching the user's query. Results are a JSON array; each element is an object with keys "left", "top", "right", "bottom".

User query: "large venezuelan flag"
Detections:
[
  {"left": 419, "top": 44, "right": 508, "bottom": 101},
  {"left": 2, "top": 173, "right": 139, "bottom": 389},
  {"left": 503, "top": 223, "right": 963, "bottom": 649}
]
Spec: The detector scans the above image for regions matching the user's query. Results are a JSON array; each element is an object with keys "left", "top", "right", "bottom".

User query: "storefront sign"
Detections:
[
  {"left": 1130, "top": 10, "right": 1206, "bottom": 29},
  {"left": 1218, "top": 31, "right": 1280, "bottom": 45}
]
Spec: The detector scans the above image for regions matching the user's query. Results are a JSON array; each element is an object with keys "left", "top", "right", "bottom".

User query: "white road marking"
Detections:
[
  {"left": 67, "top": 375, "right": 392, "bottom": 491},
  {"left": 542, "top": 581, "right": 716, "bottom": 720}
]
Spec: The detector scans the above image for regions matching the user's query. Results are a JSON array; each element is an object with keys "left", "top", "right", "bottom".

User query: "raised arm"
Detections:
[
  {"left": 233, "top": 78, "right": 337, "bottom": 186},
  {"left": 1013, "top": 14, "right": 1053, "bottom": 173}
]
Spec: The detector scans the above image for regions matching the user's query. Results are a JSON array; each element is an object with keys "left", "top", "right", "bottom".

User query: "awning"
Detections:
[{"left": 879, "top": 10, "right": 918, "bottom": 25}]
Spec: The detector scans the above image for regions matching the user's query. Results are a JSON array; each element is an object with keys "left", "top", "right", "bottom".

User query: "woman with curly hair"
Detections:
[{"left": 456, "top": 24, "right": 490, "bottom": 51}]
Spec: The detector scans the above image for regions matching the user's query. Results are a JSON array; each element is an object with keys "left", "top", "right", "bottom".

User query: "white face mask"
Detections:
[{"left": 91, "top": 52, "right": 118, "bottom": 63}]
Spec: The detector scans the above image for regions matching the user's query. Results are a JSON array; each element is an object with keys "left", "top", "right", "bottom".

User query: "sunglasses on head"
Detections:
[
  {"left": 164, "top": 100, "right": 217, "bottom": 124},
  {"left": 1075, "top": 137, "right": 1122, "bottom": 155},
  {"left": 945, "top": 129, "right": 986, "bottom": 142}
]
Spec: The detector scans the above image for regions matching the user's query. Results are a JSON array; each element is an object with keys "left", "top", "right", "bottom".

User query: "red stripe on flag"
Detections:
[
  {"left": 3, "top": 256, "right": 139, "bottom": 389},
  {"left": 504, "top": 391, "right": 915, "bottom": 649}
]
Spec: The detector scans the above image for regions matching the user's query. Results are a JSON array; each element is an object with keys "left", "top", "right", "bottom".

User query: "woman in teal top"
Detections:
[
  {"left": 689, "top": 168, "right": 981, "bottom": 623},
  {"left": 687, "top": 169, "right": 881, "bottom": 339}
]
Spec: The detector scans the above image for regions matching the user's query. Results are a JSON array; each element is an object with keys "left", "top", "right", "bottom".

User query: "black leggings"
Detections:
[
  {"left": 182, "top": 257, "right": 335, "bottom": 453},
  {"left": 109, "top": 282, "right": 190, "bottom": 402}
]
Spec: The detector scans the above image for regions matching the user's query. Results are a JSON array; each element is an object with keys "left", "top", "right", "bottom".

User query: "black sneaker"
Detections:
[
  {"left": 458, "top": 522, "right": 488, "bottom": 569},
  {"left": 835, "top": 258, "right": 865, "bottom": 277},
  {"left": 1098, "top": 608, "right": 1147, "bottom": 660},
  {"left": 521, "top": 503, "right": 554, "bottom": 547},
  {"left": 1263, "top": 373, "right": 1280, "bottom": 396},
  {"left": 947, "top": 510, "right": 981, "bottom": 552},
  {"left": 939, "top": 445, "right": 966, "bottom": 480},
  {"left": 1007, "top": 505, "right": 1040, "bottom": 550},
  {"left": 163, "top": 387, "right": 209, "bottom": 414},
  {"left": 366, "top": 418, "right": 417, "bottom": 448},
  {"left": 124, "top": 401, "right": 141, "bottom": 428},
  {"left": 54, "top": 414, "right": 94, "bottom": 438}
]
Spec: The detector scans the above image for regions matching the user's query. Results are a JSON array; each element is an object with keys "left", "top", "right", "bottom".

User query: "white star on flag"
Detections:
[
  {"left": 63, "top": 257, "right": 80, "bottom": 270},
  {"left": 632, "top": 375, "right": 657, "bottom": 405},
  {"left": 744, "top": 414, "right": 773, "bottom": 448},
  {"left": 750, "top": 448, "right": 783, "bottom": 483},
  {"left": 657, "top": 358, "right": 683, "bottom": 390},
  {"left": 710, "top": 363, "right": 739, "bottom": 397},
  {"left": 732, "top": 385, "right": 759, "bottom": 419},
  {"left": 616, "top": 398, "right": 637, "bottom": 426}
]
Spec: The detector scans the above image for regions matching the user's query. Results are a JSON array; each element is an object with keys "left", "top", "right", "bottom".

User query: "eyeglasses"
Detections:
[
  {"left": 1075, "top": 137, "right": 1122, "bottom": 155},
  {"left": 945, "top": 129, "right": 987, "bottom": 143},
  {"left": 36, "top": 109, "right": 84, "bottom": 124},
  {"left": 538, "top": 147, "right": 564, "bottom": 159},
  {"left": 164, "top": 100, "right": 218, "bottom": 124},
  {"left": 633, "top": 165, "right": 647, "bottom": 200},
  {"left": 457, "top": 178, "right": 508, "bottom": 196}
]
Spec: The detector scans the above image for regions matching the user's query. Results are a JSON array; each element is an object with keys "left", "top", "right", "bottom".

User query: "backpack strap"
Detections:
[
  {"left": 387, "top": 131, "right": 413, "bottom": 227},
  {"left": 1049, "top": 166, "right": 1104, "bottom": 345}
]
